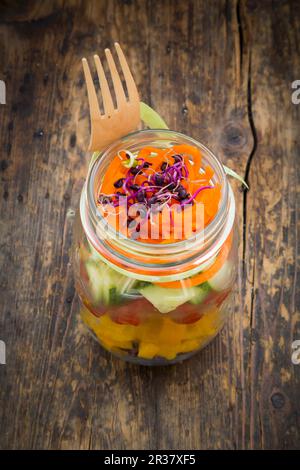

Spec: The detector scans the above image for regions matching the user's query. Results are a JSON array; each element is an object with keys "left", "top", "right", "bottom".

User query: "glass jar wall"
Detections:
[{"left": 73, "top": 130, "right": 238, "bottom": 365}]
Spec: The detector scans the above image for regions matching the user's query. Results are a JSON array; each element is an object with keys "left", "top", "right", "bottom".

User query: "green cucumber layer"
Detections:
[
  {"left": 85, "top": 260, "right": 136, "bottom": 305},
  {"left": 208, "top": 260, "right": 233, "bottom": 292},
  {"left": 190, "top": 282, "right": 211, "bottom": 304},
  {"left": 138, "top": 283, "right": 211, "bottom": 314},
  {"left": 85, "top": 242, "right": 232, "bottom": 311}
]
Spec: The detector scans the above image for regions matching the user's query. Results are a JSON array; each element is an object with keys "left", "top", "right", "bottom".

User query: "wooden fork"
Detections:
[{"left": 82, "top": 43, "right": 140, "bottom": 152}]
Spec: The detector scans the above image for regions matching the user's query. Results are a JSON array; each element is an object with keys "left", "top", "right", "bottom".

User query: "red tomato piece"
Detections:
[
  {"left": 170, "top": 302, "right": 203, "bottom": 324},
  {"left": 111, "top": 298, "right": 153, "bottom": 326}
]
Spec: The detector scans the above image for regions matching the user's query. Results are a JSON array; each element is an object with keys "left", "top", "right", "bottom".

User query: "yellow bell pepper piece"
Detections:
[
  {"left": 184, "top": 307, "right": 220, "bottom": 340},
  {"left": 82, "top": 313, "right": 137, "bottom": 342},
  {"left": 97, "top": 314, "right": 138, "bottom": 342},
  {"left": 178, "top": 339, "right": 200, "bottom": 353},
  {"left": 100, "top": 337, "right": 132, "bottom": 351},
  {"left": 158, "top": 317, "right": 186, "bottom": 345},
  {"left": 82, "top": 309, "right": 137, "bottom": 346},
  {"left": 81, "top": 308, "right": 100, "bottom": 331},
  {"left": 138, "top": 316, "right": 163, "bottom": 342},
  {"left": 156, "top": 345, "right": 178, "bottom": 360}
]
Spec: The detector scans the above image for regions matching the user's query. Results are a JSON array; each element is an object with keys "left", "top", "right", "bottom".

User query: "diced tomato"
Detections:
[
  {"left": 79, "top": 260, "right": 89, "bottom": 283},
  {"left": 111, "top": 298, "right": 153, "bottom": 326},
  {"left": 203, "top": 289, "right": 231, "bottom": 307},
  {"left": 215, "top": 290, "right": 231, "bottom": 307},
  {"left": 170, "top": 302, "right": 203, "bottom": 324},
  {"left": 114, "top": 313, "right": 140, "bottom": 326}
]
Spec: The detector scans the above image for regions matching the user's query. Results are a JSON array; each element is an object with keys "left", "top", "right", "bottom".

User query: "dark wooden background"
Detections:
[{"left": 0, "top": 0, "right": 299, "bottom": 450}]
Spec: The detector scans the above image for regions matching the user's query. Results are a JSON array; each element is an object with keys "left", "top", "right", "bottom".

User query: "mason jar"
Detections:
[{"left": 73, "top": 129, "right": 238, "bottom": 365}]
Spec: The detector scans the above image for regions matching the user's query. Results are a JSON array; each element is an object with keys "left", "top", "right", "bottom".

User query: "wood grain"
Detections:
[{"left": 0, "top": 0, "right": 299, "bottom": 450}]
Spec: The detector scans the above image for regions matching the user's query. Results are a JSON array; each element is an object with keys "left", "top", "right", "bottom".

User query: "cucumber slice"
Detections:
[
  {"left": 140, "top": 102, "right": 169, "bottom": 129},
  {"left": 134, "top": 280, "right": 152, "bottom": 290},
  {"left": 119, "top": 277, "right": 137, "bottom": 295},
  {"left": 138, "top": 284, "right": 198, "bottom": 314},
  {"left": 190, "top": 282, "right": 211, "bottom": 304},
  {"left": 208, "top": 260, "right": 234, "bottom": 292},
  {"left": 88, "top": 243, "right": 102, "bottom": 262},
  {"left": 85, "top": 260, "right": 136, "bottom": 305},
  {"left": 85, "top": 261, "right": 104, "bottom": 303}
]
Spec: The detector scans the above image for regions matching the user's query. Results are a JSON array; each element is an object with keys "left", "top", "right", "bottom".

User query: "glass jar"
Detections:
[{"left": 73, "top": 130, "right": 238, "bottom": 365}]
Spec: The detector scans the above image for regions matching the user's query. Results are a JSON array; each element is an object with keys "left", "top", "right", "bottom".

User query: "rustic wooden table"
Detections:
[{"left": 0, "top": 0, "right": 299, "bottom": 450}]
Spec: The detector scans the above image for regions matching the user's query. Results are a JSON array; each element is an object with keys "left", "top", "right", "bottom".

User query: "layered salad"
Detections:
[{"left": 76, "top": 141, "right": 236, "bottom": 363}]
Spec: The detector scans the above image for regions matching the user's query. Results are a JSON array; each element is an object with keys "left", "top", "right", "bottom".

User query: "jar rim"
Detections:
[{"left": 88, "top": 129, "right": 228, "bottom": 248}]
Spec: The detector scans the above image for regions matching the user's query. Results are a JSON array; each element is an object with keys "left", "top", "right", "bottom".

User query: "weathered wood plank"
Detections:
[
  {"left": 0, "top": 0, "right": 299, "bottom": 450},
  {"left": 240, "top": 0, "right": 300, "bottom": 449}
]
